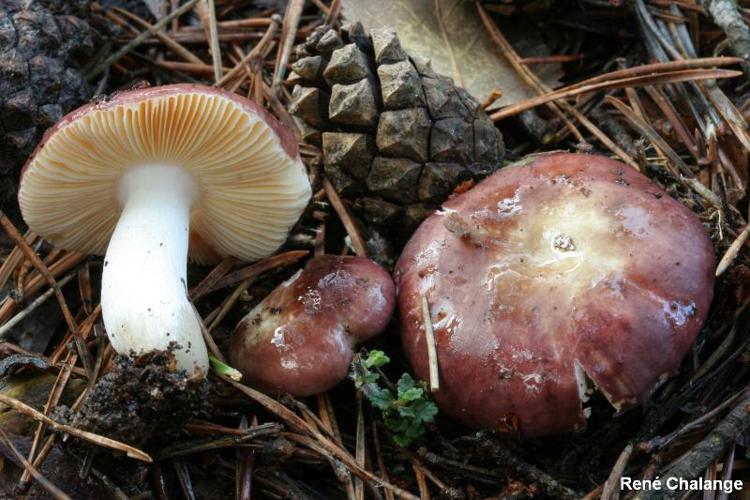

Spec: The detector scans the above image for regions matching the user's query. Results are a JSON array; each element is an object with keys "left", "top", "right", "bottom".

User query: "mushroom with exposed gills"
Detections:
[
  {"left": 18, "top": 84, "right": 312, "bottom": 376},
  {"left": 396, "top": 153, "right": 715, "bottom": 437}
]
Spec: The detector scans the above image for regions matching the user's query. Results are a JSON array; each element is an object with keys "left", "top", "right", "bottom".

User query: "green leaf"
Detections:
[
  {"left": 369, "top": 388, "right": 395, "bottom": 411},
  {"left": 365, "top": 350, "right": 390, "bottom": 369},
  {"left": 411, "top": 399, "right": 439, "bottom": 423},
  {"left": 352, "top": 351, "right": 439, "bottom": 447},
  {"left": 396, "top": 373, "right": 417, "bottom": 394},
  {"left": 209, "top": 355, "right": 242, "bottom": 381},
  {"left": 399, "top": 387, "right": 424, "bottom": 402}
]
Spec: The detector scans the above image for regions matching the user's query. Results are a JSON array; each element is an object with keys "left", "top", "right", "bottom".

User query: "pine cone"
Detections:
[
  {"left": 0, "top": 0, "right": 105, "bottom": 217},
  {"left": 289, "top": 23, "right": 504, "bottom": 238}
]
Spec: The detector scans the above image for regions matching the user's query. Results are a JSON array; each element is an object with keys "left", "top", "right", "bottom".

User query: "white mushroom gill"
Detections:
[{"left": 101, "top": 164, "right": 207, "bottom": 374}]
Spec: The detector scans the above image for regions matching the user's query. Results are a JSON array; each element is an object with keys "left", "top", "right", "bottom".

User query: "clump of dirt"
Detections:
[{"left": 55, "top": 349, "right": 213, "bottom": 448}]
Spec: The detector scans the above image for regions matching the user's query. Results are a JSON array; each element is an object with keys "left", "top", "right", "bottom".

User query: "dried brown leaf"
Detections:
[{"left": 341, "top": 0, "right": 559, "bottom": 105}]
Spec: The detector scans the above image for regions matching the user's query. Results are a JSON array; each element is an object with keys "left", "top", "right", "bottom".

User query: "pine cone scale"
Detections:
[{"left": 290, "top": 23, "right": 504, "bottom": 241}]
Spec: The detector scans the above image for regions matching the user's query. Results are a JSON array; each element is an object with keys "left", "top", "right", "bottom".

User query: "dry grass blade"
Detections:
[
  {"left": 0, "top": 252, "right": 88, "bottom": 325},
  {"left": 606, "top": 96, "right": 722, "bottom": 208},
  {"left": 491, "top": 68, "right": 742, "bottom": 120},
  {"left": 0, "top": 428, "right": 71, "bottom": 500},
  {"left": 475, "top": 2, "right": 641, "bottom": 169},
  {"left": 601, "top": 443, "right": 633, "bottom": 500},
  {"left": 20, "top": 350, "right": 78, "bottom": 487},
  {"left": 273, "top": 0, "right": 305, "bottom": 86},
  {"left": 205, "top": 0, "right": 223, "bottom": 82},
  {"left": 215, "top": 14, "right": 280, "bottom": 88},
  {"left": 323, "top": 178, "right": 368, "bottom": 257},
  {"left": 354, "top": 392, "right": 366, "bottom": 500},
  {"left": 220, "top": 376, "right": 418, "bottom": 499},
  {"left": 200, "top": 250, "right": 309, "bottom": 298},
  {"left": 716, "top": 225, "right": 750, "bottom": 276},
  {"left": 112, "top": 6, "right": 202, "bottom": 63},
  {"left": 0, "top": 231, "right": 36, "bottom": 290},
  {"left": 0, "top": 212, "right": 93, "bottom": 378},
  {"left": 87, "top": 0, "right": 200, "bottom": 79},
  {"left": 189, "top": 257, "right": 236, "bottom": 299},
  {"left": 0, "top": 393, "right": 152, "bottom": 463},
  {"left": 420, "top": 295, "right": 440, "bottom": 392},
  {"left": 285, "top": 433, "right": 420, "bottom": 500},
  {"left": 0, "top": 271, "right": 76, "bottom": 338}
]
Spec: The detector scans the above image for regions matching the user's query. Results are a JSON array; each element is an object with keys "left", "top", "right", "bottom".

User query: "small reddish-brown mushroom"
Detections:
[
  {"left": 395, "top": 153, "right": 715, "bottom": 437},
  {"left": 230, "top": 255, "right": 396, "bottom": 396}
]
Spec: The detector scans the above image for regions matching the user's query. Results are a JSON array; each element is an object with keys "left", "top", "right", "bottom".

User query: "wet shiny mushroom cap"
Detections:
[
  {"left": 395, "top": 152, "right": 715, "bottom": 437},
  {"left": 230, "top": 255, "right": 396, "bottom": 396}
]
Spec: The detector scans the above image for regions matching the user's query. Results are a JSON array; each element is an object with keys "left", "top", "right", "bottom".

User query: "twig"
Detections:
[
  {"left": 700, "top": 0, "right": 750, "bottom": 74},
  {"left": 0, "top": 212, "right": 94, "bottom": 378},
  {"left": 87, "top": 0, "right": 201, "bottom": 79},
  {"left": 602, "top": 443, "right": 633, "bottom": 500},
  {"left": 0, "top": 272, "right": 76, "bottom": 338},
  {"left": 199, "top": 250, "right": 309, "bottom": 298},
  {"left": 355, "top": 392, "right": 366, "bottom": 500},
  {"left": 325, "top": 0, "right": 342, "bottom": 24},
  {"left": 273, "top": 0, "right": 305, "bottom": 87},
  {"left": 205, "top": 276, "right": 254, "bottom": 330},
  {"left": 205, "top": 0, "right": 222, "bottom": 82},
  {"left": 236, "top": 416, "right": 255, "bottom": 500},
  {"left": 316, "top": 393, "right": 356, "bottom": 498},
  {"left": 219, "top": 375, "right": 418, "bottom": 499},
  {"left": 476, "top": 2, "right": 642, "bottom": 168},
  {"left": 716, "top": 224, "right": 750, "bottom": 276},
  {"left": 0, "top": 231, "right": 36, "bottom": 290},
  {"left": 20, "top": 350, "right": 78, "bottom": 488},
  {"left": 0, "top": 252, "right": 88, "bottom": 324},
  {"left": 154, "top": 423, "right": 281, "bottom": 460},
  {"left": 638, "top": 389, "right": 750, "bottom": 500},
  {"left": 372, "top": 421, "right": 396, "bottom": 500},
  {"left": 190, "top": 301, "right": 224, "bottom": 362},
  {"left": 174, "top": 459, "right": 197, "bottom": 500},
  {"left": 112, "top": 6, "right": 202, "bottom": 63},
  {"left": 189, "top": 257, "right": 236, "bottom": 300},
  {"left": 0, "top": 393, "right": 152, "bottom": 462},
  {"left": 639, "top": 389, "right": 744, "bottom": 453},
  {"left": 606, "top": 96, "right": 722, "bottom": 208},
  {"left": 491, "top": 68, "right": 741, "bottom": 121},
  {"left": 0, "top": 428, "right": 71, "bottom": 500},
  {"left": 215, "top": 14, "right": 280, "bottom": 88},
  {"left": 323, "top": 178, "right": 367, "bottom": 257}
]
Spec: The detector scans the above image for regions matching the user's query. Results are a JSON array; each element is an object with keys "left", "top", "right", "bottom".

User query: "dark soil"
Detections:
[{"left": 55, "top": 350, "right": 213, "bottom": 448}]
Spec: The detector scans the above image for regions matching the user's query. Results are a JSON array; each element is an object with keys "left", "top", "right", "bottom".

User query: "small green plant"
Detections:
[
  {"left": 352, "top": 350, "right": 438, "bottom": 447},
  {"left": 209, "top": 355, "right": 242, "bottom": 381}
]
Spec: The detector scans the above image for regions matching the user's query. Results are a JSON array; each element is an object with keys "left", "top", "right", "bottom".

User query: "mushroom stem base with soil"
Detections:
[{"left": 101, "top": 164, "right": 208, "bottom": 374}]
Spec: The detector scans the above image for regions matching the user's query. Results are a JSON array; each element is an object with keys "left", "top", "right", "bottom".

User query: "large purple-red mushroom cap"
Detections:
[
  {"left": 395, "top": 152, "right": 715, "bottom": 437},
  {"left": 230, "top": 255, "right": 396, "bottom": 396}
]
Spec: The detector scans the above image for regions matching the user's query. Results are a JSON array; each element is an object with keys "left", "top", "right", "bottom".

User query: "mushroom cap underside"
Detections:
[{"left": 19, "top": 84, "right": 311, "bottom": 264}]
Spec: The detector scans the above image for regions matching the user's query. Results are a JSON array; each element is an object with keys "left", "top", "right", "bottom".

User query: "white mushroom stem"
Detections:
[{"left": 101, "top": 164, "right": 208, "bottom": 374}]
